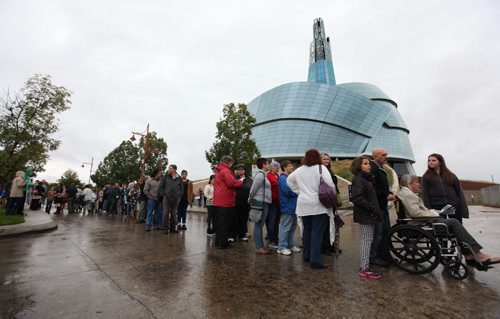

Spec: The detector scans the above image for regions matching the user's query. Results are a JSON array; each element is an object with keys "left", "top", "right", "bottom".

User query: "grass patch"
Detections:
[{"left": 0, "top": 207, "right": 25, "bottom": 226}]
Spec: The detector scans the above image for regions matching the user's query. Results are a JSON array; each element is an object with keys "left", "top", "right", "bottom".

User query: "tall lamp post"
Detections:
[
  {"left": 81, "top": 157, "right": 94, "bottom": 185},
  {"left": 130, "top": 124, "right": 150, "bottom": 179}
]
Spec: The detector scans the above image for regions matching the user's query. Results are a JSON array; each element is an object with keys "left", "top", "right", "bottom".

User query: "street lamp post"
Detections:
[
  {"left": 81, "top": 157, "right": 94, "bottom": 185},
  {"left": 131, "top": 124, "right": 150, "bottom": 179}
]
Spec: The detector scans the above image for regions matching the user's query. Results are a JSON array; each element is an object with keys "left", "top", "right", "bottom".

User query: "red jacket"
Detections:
[
  {"left": 213, "top": 162, "right": 242, "bottom": 207},
  {"left": 267, "top": 171, "right": 279, "bottom": 206}
]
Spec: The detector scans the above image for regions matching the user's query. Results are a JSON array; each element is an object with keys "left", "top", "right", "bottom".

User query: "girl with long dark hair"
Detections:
[{"left": 421, "top": 154, "right": 468, "bottom": 224}]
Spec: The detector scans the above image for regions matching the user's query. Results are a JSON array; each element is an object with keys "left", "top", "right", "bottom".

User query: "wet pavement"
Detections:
[{"left": 1, "top": 206, "right": 499, "bottom": 318}]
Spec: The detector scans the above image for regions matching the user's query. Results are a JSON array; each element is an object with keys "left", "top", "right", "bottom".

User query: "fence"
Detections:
[{"left": 481, "top": 185, "right": 500, "bottom": 207}]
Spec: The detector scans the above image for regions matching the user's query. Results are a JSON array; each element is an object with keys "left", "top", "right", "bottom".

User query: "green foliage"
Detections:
[
  {"left": 139, "top": 131, "right": 168, "bottom": 176},
  {"left": 0, "top": 207, "right": 25, "bottom": 225},
  {"left": 337, "top": 167, "right": 353, "bottom": 182},
  {"left": 0, "top": 74, "right": 71, "bottom": 183},
  {"left": 58, "top": 169, "right": 82, "bottom": 187},
  {"left": 332, "top": 160, "right": 353, "bottom": 182},
  {"left": 205, "top": 103, "right": 260, "bottom": 173},
  {"left": 91, "top": 132, "right": 167, "bottom": 187}
]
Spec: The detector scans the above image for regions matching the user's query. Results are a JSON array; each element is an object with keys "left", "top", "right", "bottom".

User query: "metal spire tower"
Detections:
[{"left": 307, "top": 18, "right": 336, "bottom": 85}]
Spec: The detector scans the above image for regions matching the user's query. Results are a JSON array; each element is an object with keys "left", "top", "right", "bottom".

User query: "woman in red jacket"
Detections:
[
  {"left": 213, "top": 155, "right": 242, "bottom": 249},
  {"left": 266, "top": 161, "right": 281, "bottom": 249}
]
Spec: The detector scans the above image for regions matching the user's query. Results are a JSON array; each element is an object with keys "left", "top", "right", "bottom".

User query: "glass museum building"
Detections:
[{"left": 247, "top": 18, "right": 415, "bottom": 175}]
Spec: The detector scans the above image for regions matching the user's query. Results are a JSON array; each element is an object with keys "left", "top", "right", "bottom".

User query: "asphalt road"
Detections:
[{"left": 1, "top": 207, "right": 499, "bottom": 318}]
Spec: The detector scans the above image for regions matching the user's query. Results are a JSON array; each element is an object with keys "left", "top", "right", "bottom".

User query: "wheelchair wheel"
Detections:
[
  {"left": 386, "top": 224, "right": 441, "bottom": 274},
  {"left": 445, "top": 260, "right": 468, "bottom": 280}
]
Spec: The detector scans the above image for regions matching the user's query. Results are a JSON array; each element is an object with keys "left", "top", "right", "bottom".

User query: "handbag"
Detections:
[
  {"left": 318, "top": 165, "right": 337, "bottom": 208},
  {"left": 249, "top": 172, "right": 266, "bottom": 222},
  {"left": 249, "top": 208, "right": 262, "bottom": 223}
]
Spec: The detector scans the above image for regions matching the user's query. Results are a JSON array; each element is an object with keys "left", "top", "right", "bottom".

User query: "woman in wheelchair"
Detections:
[{"left": 398, "top": 174, "right": 500, "bottom": 270}]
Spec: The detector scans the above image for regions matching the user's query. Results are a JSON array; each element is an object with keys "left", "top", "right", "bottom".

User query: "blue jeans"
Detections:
[
  {"left": 302, "top": 214, "right": 327, "bottom": 266},
  {"left": 279, "top": 214, "right": 297, "bottom": 251},
  {"left": 146, "top": 199, "right": 163, "bottom": 227},
  {"left": 253, "top": 203, "right": 270, "bottom": 249},
  {"left": 370, "top": 208, "right": 390, "bottom": 261}
]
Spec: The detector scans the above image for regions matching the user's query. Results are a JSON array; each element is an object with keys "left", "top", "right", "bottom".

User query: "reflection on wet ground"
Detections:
[{"left": 1, "top": 207, "right": 499, "bottom": 318}]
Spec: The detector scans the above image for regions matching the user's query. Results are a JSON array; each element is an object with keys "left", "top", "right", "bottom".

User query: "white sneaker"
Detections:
[
  {"left": 277, "top": 249, "right": 292, "bottom": 255},
  {"left": 291, "top": 246, "right": 301, "bottom": 252},
  {"left": 228, "top": 238, "right": 235, "bottom": 242},
  {"left": 269, "top": 243, "right": 279, "bottom": 249},
  {"left": 240, "top": 237, "right": 249, "bottom": 242}
]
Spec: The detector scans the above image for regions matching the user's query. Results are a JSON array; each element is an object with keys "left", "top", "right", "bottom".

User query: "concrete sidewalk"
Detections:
[{"left": 0, "top": 209, "right": 57, "bottom": 238}]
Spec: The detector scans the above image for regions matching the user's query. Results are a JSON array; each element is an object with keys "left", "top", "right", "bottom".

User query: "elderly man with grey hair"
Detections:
[{"left": 398, "top": 174, "right": 500, "bottom": 270}]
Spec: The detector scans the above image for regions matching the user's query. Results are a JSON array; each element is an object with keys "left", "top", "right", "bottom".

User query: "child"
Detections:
[
  {"left": 350, "top": 156, "right": 382, "bottom": 279},
  {"left": 277, "top": 160, "right": 300, "bottom": 255}
]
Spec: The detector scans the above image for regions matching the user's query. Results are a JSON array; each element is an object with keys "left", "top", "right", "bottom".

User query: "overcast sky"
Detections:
[{"left": 1, "top": 0, "right": 499, "bottom": 183}]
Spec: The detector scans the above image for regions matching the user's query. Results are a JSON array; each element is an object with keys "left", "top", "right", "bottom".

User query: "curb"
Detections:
[{"left": 0, "top": 221, "right": 58, "bottom": 239}]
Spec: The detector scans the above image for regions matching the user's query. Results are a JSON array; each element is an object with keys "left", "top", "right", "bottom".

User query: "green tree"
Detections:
[
  {"left": 139, "top": 131, "right": 168, "bottom": 176},
  {"left": 205, "top": 103, "right": 260, "bottom": 172},
  {"left": 0, "top": 74, "right": 71, "bottom": 183},
  {"left": 91, "top": 132, "right": 167, "bottom": 187},
  {"left": 58, "top": 169, "right": 82, "bottom": 187},
  {"left": 92, "top": 141, "right": 141, "bottom": 187}
]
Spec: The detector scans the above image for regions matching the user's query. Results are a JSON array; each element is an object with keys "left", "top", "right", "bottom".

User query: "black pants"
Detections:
[
  {"left": 215, "top": 207, "right": 234, "bottom": 248},
  {"left": 436, "top": 218, "right": 482, "bottom": 252},
  {"left": 370, "top": 208, "right": 390, "bottom": 261},
  {"left": 235, "top": 204, "right": 250, "bottom": 238}
]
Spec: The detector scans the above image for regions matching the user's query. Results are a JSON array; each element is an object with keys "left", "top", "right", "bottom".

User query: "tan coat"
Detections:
[{"left": 10, "top": 171, "right": 27, "bottom": 198}]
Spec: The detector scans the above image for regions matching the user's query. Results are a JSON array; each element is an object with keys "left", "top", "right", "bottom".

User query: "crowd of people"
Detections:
[{"left": 2, "top": 148, "right": 498, "bottom": 279}]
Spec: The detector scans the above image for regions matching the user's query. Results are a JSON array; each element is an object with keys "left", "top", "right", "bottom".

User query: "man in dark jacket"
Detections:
[
  {"left": 159, "top": 164, "right": 182, "bottom": 233},
  {"left": 369, "top": 148, "right": 396, "bottom": 266},
  {"left": 213, "top": 155, "right": 242, "bottom": 249}
]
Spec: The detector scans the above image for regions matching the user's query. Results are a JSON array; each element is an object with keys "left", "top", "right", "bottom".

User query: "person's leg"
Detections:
[
  {"left": 237, "top": 205, "right": 249, "bottom": 238},
  {"left": 442, "top": 219, "right": 483, "bottom": 252},
  {"left": 253, "top": 204, "right": 269, "bottom": 250},
  {"left": 288, "top": 215, "right": 298, "bottom": 249},
  {"left": 169, "top": 199, "right": 179, "bottom": 232},
  {"left": 359, "top": 224, "right": 374, "bottom": 270},
  {"left": 215, "top": 207, "right": 228, "bottom": 247},
  {"left": 6, "top": 197, "right": 14, "bottom": 215},
  {"left": 310, "top": 214, "right": 327, "bottom": 267},
  {"left": 302, "top": 216, "right": 312, "bottom": 262},
  {"left": 370, "top": 220, "right": 383, "bottom": 261},
  {"left": 378, "top": 210, "right": 391, "bottom": 259},
  {"left": 162, "top": 197, "right": 169, "bottom": 230},
  {"left": 45, "top": 199, "right": 53, "bottom": 213},
  {"left": 154, "top": 200, "right": 163, "bottom": 227},
  {"left": 274, "top": 208, "right": 281, "bottom": 245},
  {"left": 145, "top": 199, "right": 155, "bottom": 229},
  {"left": 16, "top": 197, "right": 25, "bottom": 215},
  {"left": 278, "top": 214, "right": 293, "bottom": 251},
  {"left": 266, "top": 205, "right": 278, "bottom": 246},
  {"left": 207, "top": 205, "right": 214, "bottom": 234},
  {"left": 321, "top": 214, "right": 332, "bottom": 254}
]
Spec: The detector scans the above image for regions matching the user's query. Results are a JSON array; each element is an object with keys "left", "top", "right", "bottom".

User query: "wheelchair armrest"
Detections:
[{"left": 411, "top": 216, "right": 442, "bottom": 220}]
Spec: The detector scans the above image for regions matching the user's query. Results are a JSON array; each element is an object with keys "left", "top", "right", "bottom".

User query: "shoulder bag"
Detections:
[
  {"left": 318, "top": 165, "right": 337, "bottom": 208},
  {"left": 249, "top": 172, "right": 265, "bottom": 222}
]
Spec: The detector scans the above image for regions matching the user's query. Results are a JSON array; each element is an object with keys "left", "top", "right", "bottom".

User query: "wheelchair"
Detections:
[{"left": 385, "top": 199, "right": 471, "bottom": 280}]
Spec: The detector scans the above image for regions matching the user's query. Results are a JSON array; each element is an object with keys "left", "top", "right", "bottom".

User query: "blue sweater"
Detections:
[{"left": 278, "top": 174, "right": 298, "bottom": 214}]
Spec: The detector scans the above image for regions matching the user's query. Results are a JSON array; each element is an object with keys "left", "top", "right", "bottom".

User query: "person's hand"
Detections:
[{"left": 387, "top": 194, "right": 396, "bottom": 201}]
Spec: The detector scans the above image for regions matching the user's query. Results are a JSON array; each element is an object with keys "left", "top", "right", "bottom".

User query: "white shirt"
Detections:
[
  {"left": 82, "top": 188, "right": 93, "bottom": 201},
  {"left": 286, "top": 164, "right": 335, "bottom": 217}
]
